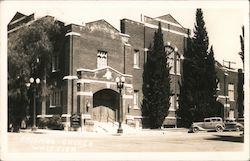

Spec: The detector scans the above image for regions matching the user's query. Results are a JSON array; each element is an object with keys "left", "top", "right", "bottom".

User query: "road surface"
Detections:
[{"left": 7, "top": 129, "right": 243, "bottom": 152}]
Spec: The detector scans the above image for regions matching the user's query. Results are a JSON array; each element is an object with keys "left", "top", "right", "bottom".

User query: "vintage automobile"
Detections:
[
  {"left": 189, "top": 117, "right": 225, "bottom": 133},
  {"left": 224, "top": 118, "right": 244, "bottom": 131}
]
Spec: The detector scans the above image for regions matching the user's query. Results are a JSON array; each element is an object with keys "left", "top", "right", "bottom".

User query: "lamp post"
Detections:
[
  {"left": 116, "top": 76, "right": 125, "bottom": 134},
  {"left": 26, "top": 77, "right": 40, "bottom": 131},
  {"left": 224, "top": 69, "right": 228, "bottom": 119},
  {"left": 174, "top": 47, "right": 178, "bottom": 128}
]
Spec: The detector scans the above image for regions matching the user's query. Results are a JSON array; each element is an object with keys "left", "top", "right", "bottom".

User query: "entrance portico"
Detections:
[{"left": 71, "top": 66, "right": 133, "bottom": 130}]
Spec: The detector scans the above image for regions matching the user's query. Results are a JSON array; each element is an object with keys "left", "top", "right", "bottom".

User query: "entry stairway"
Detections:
[{"left": 93, "top": 121, "right": 141, "bottom": 134}]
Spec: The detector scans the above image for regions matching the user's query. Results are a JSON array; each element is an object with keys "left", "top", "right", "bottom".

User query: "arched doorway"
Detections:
[{"left": 92, "top": 89, "right": 119, "bottom": 122}]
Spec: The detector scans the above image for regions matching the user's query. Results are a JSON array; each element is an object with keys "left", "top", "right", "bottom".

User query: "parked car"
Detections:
[
  {"left": 189, "top": 117, "right": 225, "bottom": 133},
  {"left": 224, "top": 118, "right": 244, "bottom": 131},
  {"left": 237, "top": 118, "right": 244, "bottom": 127}
]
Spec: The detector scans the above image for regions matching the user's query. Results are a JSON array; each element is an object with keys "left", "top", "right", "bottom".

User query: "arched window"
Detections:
[{"left": 165, "top": 45, "right": 180, "bottom": 75}]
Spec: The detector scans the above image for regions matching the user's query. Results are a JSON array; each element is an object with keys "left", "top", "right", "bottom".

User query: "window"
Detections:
[
  {"left": 97, "top": 50, "right": 107, "bottom": 68},
  {"left": 217, "top": 82, "right": 220, "bottom": 90},
  {"left": 169, "top": 96, "right": 175, "bottom": 111},
  {"left": 169, "top": 95, "right": 179, "bottom": 111},
  {"left": 176, "top": 59, "right": 180, "bottom": 74},
  {"left": 50, "top": 90, "right": 61, "bottom": 107},
  {"left": 165, "top": 46, "right": 180, "bottom": 75},
  {"left": 133, "top": 50, "right": 140, "bottom": 68},
  {"left": 133, "top": 90, "right": 139, "bottom": 109},
  {"left": 228, "top": 83, "right": 234, "bottom": 101},
  {"left": 77, "top": 83, "right": 81, "bottom": 92},
  {"left": 52, "top": 54, "right": 59, "bottom": 72}
]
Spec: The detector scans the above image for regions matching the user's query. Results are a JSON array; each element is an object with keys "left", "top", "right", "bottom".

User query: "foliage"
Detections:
[
  {"left": 237, "top": 69, "right": 244, "bottom": 118},
  {"left": 37, "top": 117, "right": 50, "bottom": 129},
  {"left": 48, "top": 115, "right": 64, "bottom": 130},
  {"left": 8, "top": 16, "right": 64, "bottom": 130},
  {"left": 142, "top": 23, "right": 171, "bottom": 129},
  {"left": 177, "top": 35, "right": 196, "bottom": 127},
  {"left": 239, "top": 26, "right": 244, "bottom": 63},
  {"left": 178, "top": 9, "right": 219, "bottom": 126}
]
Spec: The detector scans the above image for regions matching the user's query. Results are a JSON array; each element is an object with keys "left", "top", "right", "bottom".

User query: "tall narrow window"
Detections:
[
  {"left": 228, "top": 83, "right": 234, "bottom": 101},
  {"left": 133, "top": 50, "right": 140, "bottom": 68},
  {"left": 165, "top": 46, "right": 180, "bottom": 75},
  {"left": 169, "top": 96, "right": 175, "bottom": 111},
  {"left": 133, "top": 90, "right": 139, "bottom": 109},
  {"left": 52, "top": 54, "right": 59, "bottom": 72},
  {"left": 97, "top": 50, "right": 107, "bottom": 68},
  {"left": 50, "top": 90, "right": 61, "bottom": 107},
  {"left": 176, "top": 59, "right": 180, "bottom": 74}
]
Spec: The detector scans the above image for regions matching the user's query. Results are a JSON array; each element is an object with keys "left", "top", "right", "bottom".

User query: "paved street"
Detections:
[{"left": 7, "top": 129, "right": 244, "bottom": 152}]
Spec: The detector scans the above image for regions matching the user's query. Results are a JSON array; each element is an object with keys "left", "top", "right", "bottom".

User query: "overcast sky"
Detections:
[{"left": 2, "top": 1, "right": 248, "bottom": 69}]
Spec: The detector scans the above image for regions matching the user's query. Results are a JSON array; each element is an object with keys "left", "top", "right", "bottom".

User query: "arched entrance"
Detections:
[{"left": 92, "top": 89, "right": 119, "bottom": 122}]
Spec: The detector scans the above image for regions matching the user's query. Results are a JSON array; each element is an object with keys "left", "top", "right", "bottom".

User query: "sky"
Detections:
[{"left": 1, "top": 1, "right": 248, "bottom": 69}]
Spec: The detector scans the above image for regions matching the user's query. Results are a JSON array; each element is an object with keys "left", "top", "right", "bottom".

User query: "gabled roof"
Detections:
[
  {"left": 156, "top": 14, "right": 183, "bottom": 28},
  {"left": 86, "top": 19, "right": 119, "bottom": 33},
  {"left": 9, "top": 12, "right": 27, "bottom": 24}
]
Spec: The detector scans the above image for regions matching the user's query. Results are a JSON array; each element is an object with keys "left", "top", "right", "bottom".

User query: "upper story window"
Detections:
[
  {"left": 50, "top": 90, "right": 61, "bottom": 108},
  {"left": 97, "top": 50, "right": 107, "bottom": 68},
  {"left": 133, "top": 90, "right": 139, "bottom": 109},
  {"left": 165, "top": 46, "right": 180, "bottom": 75},
  {"left": 133, "top": 49, "right": 140, "bottom": 68},
  {"left": 228, "top": 83, "right": 234, "bottom": 101},
  {"left": 52, "top": 54, "right": 59, "bottom": 72}
]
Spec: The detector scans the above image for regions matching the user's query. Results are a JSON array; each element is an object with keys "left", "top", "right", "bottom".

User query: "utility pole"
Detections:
[{"left": 223, "top": 60, "right": 236, "bottom": 70}]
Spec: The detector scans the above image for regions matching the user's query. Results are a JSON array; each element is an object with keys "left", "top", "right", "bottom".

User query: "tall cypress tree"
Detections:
[
  {"left": 192, "top": 9, "right": 218, "bottom": 120},
  {"left": 205, "top": 46, "right": 220, "bottom": 116},
  {"left": 142, "top": 23, "right": 171, "bottom": 129},
  {"left": 178, "top": 8, "right": 218, "bottom": 123},
  {"left": 178, "top": 35, "right": 196, "bottom": 127}
]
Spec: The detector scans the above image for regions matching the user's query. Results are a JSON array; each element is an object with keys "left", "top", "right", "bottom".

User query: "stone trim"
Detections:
[
  {"left": 77, "top": 78, "right": 133, "bottom": 88},
  {"left": 144, "top": 23, "right": 188, "bottom": 37},
  {"left": 123, "top": 94, "right": 133, "bottom": 99},
  {"left": 37, "top": 115, "right": 53, "bottom": 118},
  {"left": 61, "top": 114, "right": 71, "bottom": 117},
  {"left": 63, "top": 75, "right": 78, "bottom": 80},
  {"left": 76, "top": 66, "right": 133, "bottom": 77},
  {"left": 76, "top": 91, "right": 93, "bottom": 96},
  {"left": 65, "top": 31, "right": 81, "bottom": 37}
]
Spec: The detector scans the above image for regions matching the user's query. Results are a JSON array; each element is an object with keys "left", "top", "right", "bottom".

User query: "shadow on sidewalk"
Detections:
[{"left": 205, "top": 134, "right": 244, "bottom": 143}]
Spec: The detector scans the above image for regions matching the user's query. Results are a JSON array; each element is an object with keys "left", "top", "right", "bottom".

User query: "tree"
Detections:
[
  {"left": 177, "top": 34, "right": 196, "bottom": 127},
  {"left": 205, "top": 46, "right": 220, "bottom": 116},
  {"left": 8, "top": 16, "right": 64, "bottom": 131},
  {"left": 239, "top": 26, "right": 244, "bottom": 63},
  {"left": 237, "top": 26, "right": 244, "bottom": 118},
  {"left": 142, "top": 23, "right": 171, "bottom": 129},
  {"left": 178, "top": 9, "right": 218, "bottom": 125}
]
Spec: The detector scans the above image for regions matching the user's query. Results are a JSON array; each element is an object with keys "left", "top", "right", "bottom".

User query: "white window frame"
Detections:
[
  {"left": 228, "top": 83, "right": 234, "bottom": 101},
  {"left": 169, "top": 96, "right": 175, "bottom": 111},
  {"left": 133, "top": 50, "right": 140, "bottom": 68},
  {"left": 52, "top": 54, "right": 59, "bottom": 72},
  {"left": 50, "top": 90, "right": 61, "bottom": 108},
  {"left": 217, "top": 82, "right": 220, "bottom": 91},
  {"left": 133, "top": 90, "right": 139, "bottom": 109}
]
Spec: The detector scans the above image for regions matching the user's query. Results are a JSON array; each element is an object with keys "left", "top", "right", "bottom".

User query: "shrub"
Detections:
[
  {"left": 37, "top": 117, "right": 49, "bottom": 129},
  {"left": 48, "top": 115, "right": 64, "bottom": 130}
]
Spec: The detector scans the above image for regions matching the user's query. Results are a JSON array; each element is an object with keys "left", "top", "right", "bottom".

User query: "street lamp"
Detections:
[
  {"left": 116, "top": 76, "right": 125, "bottom": 134},
  {"left": 224, "top": 69, "right": 228, "bottom": 119},
  {"left": 26, "top": 77, "right": 40, "bottom": 131}
]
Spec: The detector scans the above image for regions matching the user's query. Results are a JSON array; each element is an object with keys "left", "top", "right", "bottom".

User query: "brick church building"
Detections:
[{"left": 8, "top": 12, "right": 242, "bottom": 130}]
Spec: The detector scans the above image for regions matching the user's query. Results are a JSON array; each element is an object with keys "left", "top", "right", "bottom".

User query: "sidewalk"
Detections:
[{"left": 19, "top": 127, "right": 189, "bottom": 136}]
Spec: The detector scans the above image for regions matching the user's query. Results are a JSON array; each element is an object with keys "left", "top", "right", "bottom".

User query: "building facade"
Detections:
[
  {"left": 215, "top": 61, "right": 244, "bottom": 120},
  {"left": 8, "top": 12, "right": 243, "bottom": 130}
]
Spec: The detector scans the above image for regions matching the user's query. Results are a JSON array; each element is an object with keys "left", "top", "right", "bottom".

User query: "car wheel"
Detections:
[
  {"left": 192, "top": 127, "right": 199, "bottom": 133},
  {"left": 215, "top": 125, "right": 223, "bottom": 132}
]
